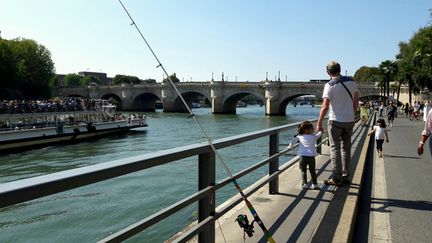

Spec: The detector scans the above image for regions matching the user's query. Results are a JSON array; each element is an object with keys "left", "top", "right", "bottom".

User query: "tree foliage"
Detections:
[
  {"left": 0, "top": 38, "right": 55, "bottom": 99},
  {"left": 378, "top": 60, "right": 398, "bottom": 98},
  {"left": 64, "top": 73, "right": 85, "bottom": 87},
  {"left": 353, "top": 66, "right": 380, "bottom": 82},
  {"left": 396, "top": 24, "right": 432, "bottom": 102},
  {"left": 112, "top": 74, "right": 141, "bottom": 85},
  {"left": 163, "top": 73, "right": 180, "bottom": 83},
  {"left": 142, "top": 78, "right": 156, "bottom": 84}
]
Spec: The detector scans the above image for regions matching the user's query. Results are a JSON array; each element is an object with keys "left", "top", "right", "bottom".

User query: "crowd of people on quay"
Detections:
[{"left": 0, "top": 98, "right": 110, "bottom": 114}]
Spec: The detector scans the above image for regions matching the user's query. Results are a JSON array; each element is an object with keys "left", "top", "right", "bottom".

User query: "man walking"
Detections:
[{"left": 317, "top": 61, "right": 359, "bottom": 186}]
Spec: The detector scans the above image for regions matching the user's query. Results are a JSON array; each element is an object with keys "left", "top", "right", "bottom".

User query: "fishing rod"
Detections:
[{"left": 117, "top": 0, "right": 275, "bottom": 242}]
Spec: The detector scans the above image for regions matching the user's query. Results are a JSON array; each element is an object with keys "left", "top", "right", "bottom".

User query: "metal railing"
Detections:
[{"left": 0, "top": 116, "right": 361, "bottom": 242}]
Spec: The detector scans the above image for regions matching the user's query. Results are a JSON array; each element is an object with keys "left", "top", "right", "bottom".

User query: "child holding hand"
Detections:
[
  {"left": 288, "top": 121, "right": 322, "bottom": 190},
  {"left": 368, "top": 119, "right": 389, "bottom": 158}
]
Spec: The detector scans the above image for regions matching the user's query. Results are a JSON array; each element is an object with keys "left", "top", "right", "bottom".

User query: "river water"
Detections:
[{"left": 0, "top": 105, "right": 320, "bottom": 242}]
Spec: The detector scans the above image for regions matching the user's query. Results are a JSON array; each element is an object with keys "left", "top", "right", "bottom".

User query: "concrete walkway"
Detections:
[
  {"left": 212, "top": 120, "right": 370, "bottom": 243},
  {"left": 355, "top": 117, "right": 432, "bottom": 243}
]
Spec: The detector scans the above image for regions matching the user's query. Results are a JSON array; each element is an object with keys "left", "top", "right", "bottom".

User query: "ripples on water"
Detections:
[{"left": 0, "top": 105, "right": 319, "bottom": 242}]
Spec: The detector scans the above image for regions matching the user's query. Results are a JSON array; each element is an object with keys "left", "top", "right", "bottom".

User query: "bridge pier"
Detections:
[{"left": 265, "top": 82, "right": 286, "bottom": 116}]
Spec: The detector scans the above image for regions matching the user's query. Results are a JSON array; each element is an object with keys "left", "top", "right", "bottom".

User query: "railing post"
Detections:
[
  {"left": 198, "top": 151, "right": 216, "bottom": 243},
  {"left": 269, "top": 133, "right": 279, "bottom": 194}
]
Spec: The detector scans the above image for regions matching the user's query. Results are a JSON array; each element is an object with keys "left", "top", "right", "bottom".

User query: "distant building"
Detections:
[
  {"left": 78, "top": 71, "right": 108, "bottom": 83},
  {"left": 57, "top": 71, "right": 113, "bottom": 86}
]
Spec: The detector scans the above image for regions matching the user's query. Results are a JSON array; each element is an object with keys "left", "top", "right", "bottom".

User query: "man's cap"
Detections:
[{"left": 326, "top": 61, "right": 341, "bottom": 73}]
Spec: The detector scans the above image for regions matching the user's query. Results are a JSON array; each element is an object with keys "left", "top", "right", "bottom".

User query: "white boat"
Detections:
[
  {"left": 191, "top": 102, "right": 201, "bottom": 109},
  {"left": 0, "top": 100, "right": 147, "bottom": 153},
  {"left": 236, "top": 101, "right": 247, "bottom": 107}
]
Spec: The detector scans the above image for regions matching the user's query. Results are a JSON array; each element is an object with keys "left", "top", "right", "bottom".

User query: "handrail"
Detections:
[
  {"left": 0, "top": 116, "right": 367, "bottom": 243},
  {"left": 0, "top": 120, "right": 306, "bottom": 208}
]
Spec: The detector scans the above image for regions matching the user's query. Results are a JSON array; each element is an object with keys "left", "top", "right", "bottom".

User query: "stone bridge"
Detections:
[{"left": 57, "top": 81, "right": 379, "bottom": 115}]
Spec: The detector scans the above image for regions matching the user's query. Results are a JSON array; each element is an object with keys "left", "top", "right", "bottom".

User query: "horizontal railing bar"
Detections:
[
  {"left": 0, "top": 144, "right": 212, "bottom": 208},
  {"left": 101, "top": 136, "right": 327, "bottom": 242},
  {"left": 99, "top": 186, "right": 214, "bottom": 243},
  {"left": 172, "top": 216, "right": 214, "bottom": 243},
  {"left": 0, "top": 120, "right": 309, "bottom": 208},
  {"left": 215, "top": 143, "right": 300, "bottom": 190},
  {"left": 212, "top": 120, "right": 306, "bottom": 148},
  {"left": 215, "top": 155, "right": 301, "bottom": 219},
  {"left": 215, "top": 137, "right": 329, "bottom": 219},
  {"left": 102, "top": 136, "right": 330, "bottom": 242}
]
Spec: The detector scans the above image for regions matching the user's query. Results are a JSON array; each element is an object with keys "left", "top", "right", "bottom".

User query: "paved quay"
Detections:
[
  {"left": 355, "top": 117, "right": 432, "bottom": 243},
  {"left": 208, "top": 119, "right": 370, "bottom": 243}
]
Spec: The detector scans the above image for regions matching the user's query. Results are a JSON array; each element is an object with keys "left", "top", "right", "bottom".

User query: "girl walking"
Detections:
[
  {"left": 368, "top": 119, "right": 389, "bottom": 158},
  {"left": 288, "top": 121, "right": 322, "bottom": 189}
]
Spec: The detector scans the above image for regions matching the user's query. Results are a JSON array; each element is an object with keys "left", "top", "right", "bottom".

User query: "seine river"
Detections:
[{"left": 0, "top": 105, "right": 320, "bottom": 242}]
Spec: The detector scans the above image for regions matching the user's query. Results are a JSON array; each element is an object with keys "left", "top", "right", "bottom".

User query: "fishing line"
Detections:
[{"left": 118, "top": 0, "right": 275, "bottom": 242}]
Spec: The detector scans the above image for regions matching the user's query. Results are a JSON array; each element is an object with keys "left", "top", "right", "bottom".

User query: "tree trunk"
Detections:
[
  {"left": 386, "top": 79, "right": 390, "bottom": 101},
  {"left": 397, "top": 82, "right": 401, "bottom": 105},
  {"left": 408, "top": 79, "right": 413, "bottom": 105}
]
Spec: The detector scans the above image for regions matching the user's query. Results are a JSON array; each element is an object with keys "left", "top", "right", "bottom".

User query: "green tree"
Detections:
[
  {"left": 378, "top": 60, "right": 398, "bottom": 100},
  {"left": 64, "top": 73, "right": 85, "bottom": 87},
  {"left": 142, "top": 78, "right": 157, "bottom": 84},
  {"left": 353, "top": 66, "right": 380, "bottom": 82},
  {"left": 163, "top": 73, "right": 180, "bottom": 83},
  {"left": 0, "top": 38, "right": 55, "bottom": 98},
  {"left": 0, "top": 39, "right": 17, "bottom": 98},
  {"left": 396, "top": 24, "right": 432, "bottom": 103},
  {"left": 410, "top": 26, "right": 432, "bottom": 90},
  {"left": 112, "top": 74, "right": 141, "bottom": 85},
  {"left": 82, "top": 75, "right": 102, "bottom": 85}
]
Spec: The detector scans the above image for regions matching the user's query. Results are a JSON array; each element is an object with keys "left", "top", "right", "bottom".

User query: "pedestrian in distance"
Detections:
[
  {"left": 404, "top": 103, "right": 410, "bottom": 118},
  {"left": 418, "top": 107, "right": 432, "bottom": 157},
  {"left": 360, "top": 102, "right": 369, "bottom": 127},
  {"left": 368, "top": 119, "right": 389, "bottom": 158},
  {"left": 317, "top": 61, "right": 359, "bottom": 187},
  {"left": 379, "top": 102, "right": 385, "bottom": 117},
  {"left": 387, "top": 101, "right": 397, "bottom": 127},
  {"left": 288, "top": 121, "right": 322, "bottom": 190}
]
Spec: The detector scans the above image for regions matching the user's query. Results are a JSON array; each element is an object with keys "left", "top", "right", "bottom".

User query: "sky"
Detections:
[{"left": 1, "top": 0, "right": 430, "bottom": 82}]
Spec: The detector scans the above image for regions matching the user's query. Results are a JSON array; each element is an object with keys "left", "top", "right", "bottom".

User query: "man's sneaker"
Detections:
[
  {"left": 311, "top": 184, "right": 320, "bottom": 190},
  {"left": 324, "top": 178, "right": 343, "bottom": 186},
  {"left": 301, "top": 183, "right": 308, "bottom": 189}
]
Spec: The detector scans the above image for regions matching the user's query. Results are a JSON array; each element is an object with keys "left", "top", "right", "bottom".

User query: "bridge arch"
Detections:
[
  {"left": 221, "top": 91, "right": 265, "bottom": 114},
  {"left": 172, "top": 91, "right": 211, "bottom": 112},
  {"left": 277, "top": 93, "right": 321, "bottom": 115},
  {"left": 132, "top": 93, "right": 162, "bottom": 111},
  {"left": 101, "top": 93, "right": 122, "bottom": 110}
]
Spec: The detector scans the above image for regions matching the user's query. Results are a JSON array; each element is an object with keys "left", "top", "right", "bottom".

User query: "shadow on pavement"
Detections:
[
  {"left": 371, "top": 198, "right": 432, "bottom": 212},
  {"left": 257, "top": 159, "right": 332, "bottom": 243},
  {"left": 384, "top": 154, "right": 420, "bottom": 160}
]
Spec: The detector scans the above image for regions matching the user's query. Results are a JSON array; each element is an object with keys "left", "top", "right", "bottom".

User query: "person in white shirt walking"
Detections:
[
  {"left": 288, "top": 121, "right": 322, "bottom": 190},
  {"left": 317, "top": 61, "right": 359, "bottom": 186},
  {"left": 368, "top": 119, "right": 389, "bottom": 158}
]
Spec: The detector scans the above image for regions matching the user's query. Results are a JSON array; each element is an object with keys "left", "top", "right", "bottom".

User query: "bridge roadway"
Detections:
[{"left": 195, "top": 116, "right": 432, "bottom": 243}]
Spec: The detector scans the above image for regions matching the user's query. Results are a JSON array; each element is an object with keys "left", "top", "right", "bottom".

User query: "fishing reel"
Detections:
[{"left": 235, "top": 214, "right": 255, "bottom": 237}]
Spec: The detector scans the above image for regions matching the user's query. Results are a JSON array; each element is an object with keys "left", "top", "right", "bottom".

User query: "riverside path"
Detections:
[
  {"left": 193, "top": 115, "right": 432, "bottom": 243},
  {"left": 192, "top": 116, "right": 373, "bottom": 243},
  {"left": 355, "top": 116, "right": 432, "bottom": 243}
]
